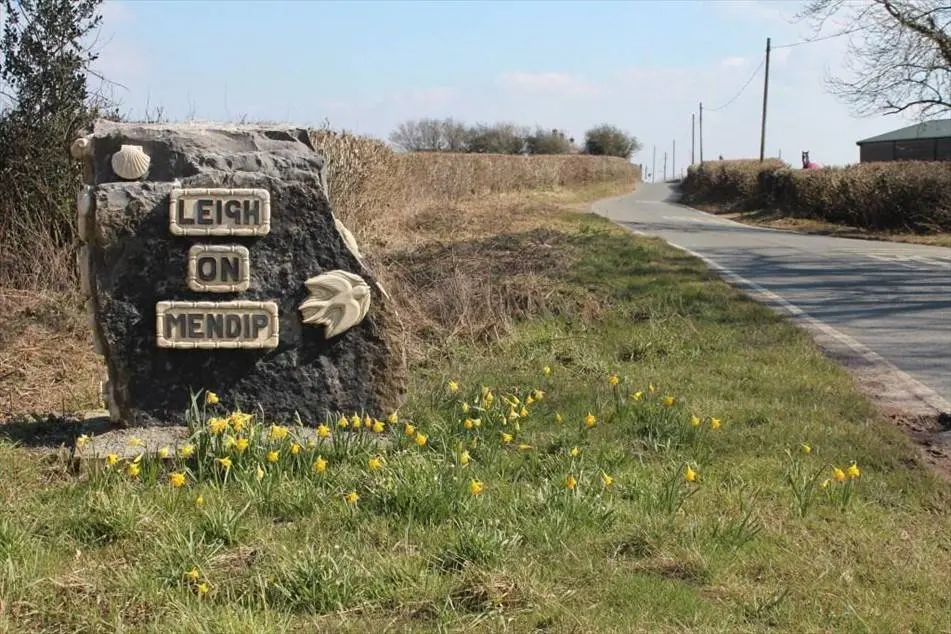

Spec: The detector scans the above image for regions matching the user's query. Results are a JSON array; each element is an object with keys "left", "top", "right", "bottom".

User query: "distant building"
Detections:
[{"left": 856, "top": 119, "right": 951, "bottom": 163}]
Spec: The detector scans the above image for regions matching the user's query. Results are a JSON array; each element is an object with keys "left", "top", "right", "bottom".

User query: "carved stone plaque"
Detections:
[
  {"left": 187, "top": 244, "right": 251, "bottom": 292},
  {"left": 156, "top": 300, "right": 279, "bottom": 349},
  {"left": 169, "top": 188, "right": 271, "bottom": 236}
]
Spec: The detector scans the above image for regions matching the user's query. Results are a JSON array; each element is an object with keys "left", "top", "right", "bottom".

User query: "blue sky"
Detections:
[{"left": 94, "top": 0, "right": 920, "bottom": 171}]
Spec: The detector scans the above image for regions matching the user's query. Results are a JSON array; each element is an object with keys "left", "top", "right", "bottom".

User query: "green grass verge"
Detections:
[{"left": 1, "top": 212, "right": 948, "bottom": 633}]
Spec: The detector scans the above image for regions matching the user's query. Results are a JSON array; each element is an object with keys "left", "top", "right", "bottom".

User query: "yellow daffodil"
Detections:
[
  {"left": 543, "top": 366, "right": 552, "bottom": 377},
  {"left": 127, "top": 463, "right": 140, "bottom": 478},
  {"left": 404, "top": 423, "right": 416, "bottom": 436},
  {"left": 710, "top": 418, "right": 722, "bottom": 430},
  {"left": 77, "top": 434, "right": 89, "bottom": 448},
  {"left": 801, "top": 443, "right": 812, "bottom": 455},
  {"left": 483, "top": 391, "right": 495, "bottom": 406},
  {"left": 169, "top": 472, "right": 186, "bottom": 488},
  {"left": 518, "top": 443, "right": 533, "bottom": 451},
  {"left": 501, "top": 432, "right": 513, "bottom": 444},
  {"left": 224, "top": 436, "right": 237, "bottom": 450},
  {"left": 387, "top": 411, "right": 399, "bottom": 425},
  {"left": 256, "top": 466, "right": 265, "bottom": 481},
  {"left": 228, "top": 412, "right": 251, "bottom": 431},
  {"left": 344, "top": 491, "right": 359, "bottom": 504},
  {"left": 847, "top": 463, "right": 861, "bottom": 479},
  {"left": 337, "top": 416, "right": 349, "bottom": 429},
  {"left": 691, "top": 415, "right": 701, "bottom": 427},
  {"left": 317, "top": 424, "right": 330, "bottom": 438},
  {"left": 128, "top": 436, "right": 144, "bottom": 447},
  {"left": 269, "top": 425, "right": 289, "bottom": 440},
  {"left": 313, "top": 456, "right": 327, "bottom": 473},
  {"left": 368, "top": 456, "right": 384, "bottom": 471},
  {"left": 609, "top": 374, "right": 620, "bottom": 386},
  {"left": 205, "top": 391, "right": 219, "bottom": 405},
  {"left": 448, "top": 380, "right": 459, "bottom": 393},
  {"left": 185, "top": 568, "right": 200, "bottom": 582},
  {"left": 372, "top": 420, "right": 385, "bottom": 433},
  {"left": 290, "top": 443, "right": 302, "bottom": 455},
  {"left": 472, "top": 418, "right": 481, "bottom": 428},
  {"left": 195, "top": 494, "right": 204, "bottom": 506},
  {"left": 266, "top": 450, "right": 280, "bottom": 463},
  {"left": 208, "top": 418, "right": 228, "bottom": 435},
  {"left": 461, "top": 401, "right": 470, "bottom": 413},
  {"left": 106, "top": 453, "right": 119, "bottom": 466},
  {"left": 463, "top": 418, "right": 474, "bottom": 429},
  {"left": 566, "top": 474, "right": 577, "bottom": 490},
  {"left": 533, "top": 389, "right": 545, "bottom": 401},
  {"left": 235, "top": 437, "right": 250, "bottom": 452},
  {"left": 570, "top": 446, "right": 580, "bottom": 457},
  {"left": 519, "top": 407, "right": 529, "bottom": 418},
  {"left": 631, "top": 391, "right": 643, "bottom": 402},
  {"left": 179, "top": 444, "right": 195, "bottom": 458},
  {"left": 552, "top": 413, "right": 562, "bottom": 425},
  {"left": 662, "top": 395, "right": 675, "bottom": 407},
  {"left": 525, "top": 394, "right": 535, "bottom": 406},
  {"left": 414, "top": 433, "right": 428, "bottom": 447},
  {"left": 216, "top": 457, "right": 232, "bottom": 470},
  {"left": 196, "top": 582, "right": 209, "bottom": 596},
  {"left": 507, "top": 408, "right": 519, "bottom": 421},
  {"left": 833, "top": 467, "right": 847, "bottom": 482},
  {"left": 157, "top": 446, "right": 170, "bottom": 459},
  {"left": 584, "top": 413, "right": 597, "bottom": 428},
  {"left": 469, "top": 479, "right": 485, "bottom": 496},
  {"left": 459, "top": 450, "right": 471, "bottom": 466},
  {"left": 350, "top": 416, "right": 361, "bottom": 430},
  {"left": 684, "top": 465, "right": 698, "bottom": 482},
  {"left": 600, "top": 472, "right": 614, "bottom": 488}
]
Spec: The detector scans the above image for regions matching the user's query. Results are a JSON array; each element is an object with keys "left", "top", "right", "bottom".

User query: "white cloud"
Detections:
[
  {"left": 497, "top": 72, "right": 601, "bottom": 97},
  {"left": 720, "top": 56, "right": 748, "bottom": 68}
]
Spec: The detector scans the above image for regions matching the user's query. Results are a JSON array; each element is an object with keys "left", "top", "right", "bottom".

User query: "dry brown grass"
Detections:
[
  {"left": 0, "top": 288, "right": 103, "bottom": 418},
  {"left": 0, "top": 129, "right": 639, "bottom": 418}
]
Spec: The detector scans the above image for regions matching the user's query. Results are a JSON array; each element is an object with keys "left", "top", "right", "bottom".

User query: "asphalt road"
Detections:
[{"left": 594, "top": 182, "right": 951, "bottom": 410}]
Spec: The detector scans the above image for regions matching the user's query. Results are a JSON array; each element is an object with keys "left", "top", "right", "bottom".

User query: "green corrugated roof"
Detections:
[{"left": 856, "top": 119, "right": 951, "bottom": 145}]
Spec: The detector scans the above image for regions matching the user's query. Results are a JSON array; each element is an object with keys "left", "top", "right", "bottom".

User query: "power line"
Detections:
[
  {"left": 706, "top": 59, "right": 765, "bottom": 112},
  {"left": 773, "top": 25, "right": 867, "bottom": 49}
]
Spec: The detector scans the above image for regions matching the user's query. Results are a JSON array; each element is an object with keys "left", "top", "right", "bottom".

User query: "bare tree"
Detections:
[
  {"left": 797, "top": 0, "right": 951, "bottom": 118},
  {"left": 441, "top": 117, "right": 468, "bottom": 152}
]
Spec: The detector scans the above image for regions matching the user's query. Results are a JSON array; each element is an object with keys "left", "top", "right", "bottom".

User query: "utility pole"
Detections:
[
  {"left": 651, "top": 145, "right": 656, "bottom": 183},
  {"left": 699, "top": 102, "right": 704, "bottom": 164},
  {"left": 663, "top": 151, "right": 668, "bottom": 182},
  {"left": 691, "top": 113, "right": 695, "bottom": 165},
  {"left": 759, "top": 37, "right": 771, "bottom": 162},
  {"left": 672, "top": 139, "right": 676, "bottom": 181}
]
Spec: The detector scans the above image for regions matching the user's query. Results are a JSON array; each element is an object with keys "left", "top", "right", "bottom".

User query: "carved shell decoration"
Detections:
[
  {"left": 334, "top": 217, "right": 363, "bottom": 261},
  {"left": 299, "top": 270, "right": 371, "bottom": 338},
  {"left": 111, "top": 144, "right": 151, "bottom": 180}
]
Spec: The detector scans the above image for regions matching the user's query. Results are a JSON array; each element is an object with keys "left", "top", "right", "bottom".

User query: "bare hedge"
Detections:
[{"left": 680, "top": 159, "right": 951, "bottom": 233}]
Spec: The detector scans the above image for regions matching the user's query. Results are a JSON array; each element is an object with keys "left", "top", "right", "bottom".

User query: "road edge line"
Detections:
[{"left": 627, "top": 229, "right": 951, "bottom": 417}]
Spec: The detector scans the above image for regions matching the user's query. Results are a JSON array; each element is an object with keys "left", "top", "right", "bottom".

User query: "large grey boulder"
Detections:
[{"left": 71, "top": 121, "right": 406, "bottom": 427}]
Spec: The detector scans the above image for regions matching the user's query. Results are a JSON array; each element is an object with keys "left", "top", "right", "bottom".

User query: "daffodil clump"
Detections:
[
  {"left": 78, "top": 373, "right": 869, "bottom": 603},
  {"left": 785, "top": 443, "right": 865, "bottom": 516}
]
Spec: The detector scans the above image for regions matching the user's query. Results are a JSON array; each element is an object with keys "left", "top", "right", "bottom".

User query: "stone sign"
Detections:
[{"left": 71, "top": 122, "right": 406, "bottom": 427}]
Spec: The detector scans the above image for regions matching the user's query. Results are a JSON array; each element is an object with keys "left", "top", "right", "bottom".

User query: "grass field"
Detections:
[{"left": 1, "top": 190, "right": 948, "bottom": 633}]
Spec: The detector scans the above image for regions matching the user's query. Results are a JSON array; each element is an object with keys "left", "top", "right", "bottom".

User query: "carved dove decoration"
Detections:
[{"left": 299, "top": 270, "right": 372, "bottom": 338}]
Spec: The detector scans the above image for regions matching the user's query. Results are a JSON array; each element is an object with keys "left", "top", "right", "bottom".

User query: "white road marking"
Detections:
[{"left": 626, "top": 228, "right": 951, "bottom": 415}]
